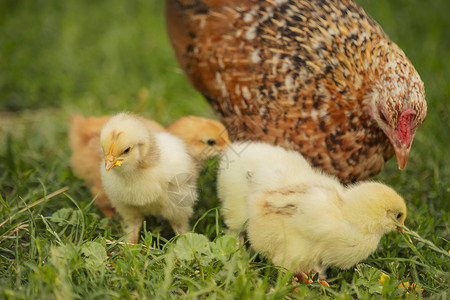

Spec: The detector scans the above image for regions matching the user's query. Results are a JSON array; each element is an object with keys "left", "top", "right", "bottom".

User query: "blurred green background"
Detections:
[{"left": 0, "top": 0, "right": 212, "bottom": 121}]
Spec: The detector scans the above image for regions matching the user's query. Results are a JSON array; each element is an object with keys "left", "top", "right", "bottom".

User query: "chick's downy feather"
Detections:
[
  {"left": 100, "top": 113, "right": 199, "bottom": 243},
  {"left": 69, "top": 114, "right": 229, "bottom": 217},
  {"left": 167, "top": 0, "right": 427, "bottom": 183},
  {"left": 217, "top": 142, "right": 407, "bottom": 275}
]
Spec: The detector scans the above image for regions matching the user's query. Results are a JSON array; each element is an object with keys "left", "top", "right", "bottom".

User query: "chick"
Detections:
[
  {"left": 99, "top": 113, "right": 198, "bottom": 243},
  {"left": 217, "top": 142, "right": 407, "bottom": 281},
  {"left": 167, "top": 115, "right": 230, "bottom": 164},
  {"left": 69, "top": 114, "right": 229, "bottom": 217},
  {"left": 69, "top": 115, "right": 119, "bottom": 216}
]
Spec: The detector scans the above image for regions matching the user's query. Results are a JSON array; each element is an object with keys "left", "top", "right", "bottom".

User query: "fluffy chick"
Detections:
[
  {"left": 69, "top": 114, "right": 165, "bottom": 216},
  {"left": 69, "top": 114, "right": 229, "bottom": 217},
  {"left": 217, "top": 142, "right": 407, "bottom": 279},
  {"left": 167, "top": 115, "right": 230, "bottom": 163},
  {"left": 100, "top": 113, "right": 198, "bottom": 243}
]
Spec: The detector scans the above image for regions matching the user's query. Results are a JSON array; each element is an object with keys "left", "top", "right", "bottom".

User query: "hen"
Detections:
[
  {"left": 69, "top": 114, "right": 229, "bottom": 217},
  {"left": 100, "top": 113, "right": 198, "bottom": 243},
  {"left": 166, "top": 0, "right": 427, "bottom": 182},
  {"left": 217, "top": 141, "right": 407, "bottom": 283}
]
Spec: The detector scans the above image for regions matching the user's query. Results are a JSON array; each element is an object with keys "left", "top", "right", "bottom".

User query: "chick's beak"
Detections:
[
  {"left": 396, "top": 226, "right": 405, "bottom": 233},
  {"left": 105, "top": 155, "right": 117, "bottom": 171},
  {"left": 396, "top": 220, "right": 405, "bottom": 233},
  {"left": 105, "top": 144, "right": 123, "bottom": 172},
  {"left": 394, "top": 147, "right": 410, "bottom": 170}
]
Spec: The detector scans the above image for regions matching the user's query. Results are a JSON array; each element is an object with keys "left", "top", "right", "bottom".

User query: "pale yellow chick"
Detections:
[
  {"left": 217, "top": 142, "right": 407, "bottom": 281},
  {"left": 100, "top": 113, "right": 198, "bottom": 243},
  {"left": 69, "top": 114, "right": 229, "bottom": 217}
]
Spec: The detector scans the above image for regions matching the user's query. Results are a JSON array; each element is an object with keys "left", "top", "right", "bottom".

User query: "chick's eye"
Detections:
[
  {"left": 123, "top": 147, "right": 131, "bottom": 154},
  {"left": 396, "top": 213, "right": 403, "bottom": 220},
  {"left": 206, "top": 139, "right": 216, "bottom": 146}
]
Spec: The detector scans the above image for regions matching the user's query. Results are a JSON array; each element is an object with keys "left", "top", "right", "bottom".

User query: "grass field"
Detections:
[{"left": 0, "top": 0, "right": 449, "bottom": 298}]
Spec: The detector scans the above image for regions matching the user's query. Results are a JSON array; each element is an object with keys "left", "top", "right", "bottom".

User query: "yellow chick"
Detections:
[
  {"left": 217, "top": 142, "right": 407, "bottom": 281},
  {"left": 69, "top": 114, "right": 229, "bottom": 217},
  {"left": 69, "top": 114, "right": 165, "bottom": 217},
  {"left": 100, "top": 113, "right": 198, "bottom": 243}
]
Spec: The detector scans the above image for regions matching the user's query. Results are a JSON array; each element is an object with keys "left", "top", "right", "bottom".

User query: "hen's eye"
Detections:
[
  {"left": 396, "top": 213, "right": 403, "bottom": 220},
  {"left": 379, "top": 111, "right": 388, "bottom": 123},
  {"left": 207, "top": 139, "right": 216, "bottom": 146},
  {"left": 123, "top": 147, "right": 131, "bottom": 154}
]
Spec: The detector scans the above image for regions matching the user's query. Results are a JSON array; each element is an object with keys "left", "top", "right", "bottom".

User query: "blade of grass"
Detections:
[{"left": 0, "top": 186, "right": 69, "bottom": 228}]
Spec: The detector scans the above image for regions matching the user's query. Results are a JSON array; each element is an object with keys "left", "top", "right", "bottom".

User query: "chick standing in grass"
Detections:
[
  {"left": 99, "top": 113, "right": 198, "bottom": 243},
  {"left": 217, "top": 142, "right": 407, "bottom": 283},
  {"left": 69, "top": 114, "right": 229, "bottom": 217}
]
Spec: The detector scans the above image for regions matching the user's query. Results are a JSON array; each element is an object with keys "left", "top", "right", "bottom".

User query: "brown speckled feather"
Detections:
[{"left": 166, "top": 0, "right": 426, "bottom": 182}]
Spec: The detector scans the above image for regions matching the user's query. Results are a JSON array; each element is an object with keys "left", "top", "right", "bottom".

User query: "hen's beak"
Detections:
[
  {"left": 105, "top": 144, "right": 123, "bottom": 171},
  {"left": 394, "top": 146, "right": 410, "bottom": 170}
]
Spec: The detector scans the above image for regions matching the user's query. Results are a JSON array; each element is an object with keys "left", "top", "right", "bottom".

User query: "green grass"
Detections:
[{"left": 0, "top": 0, "right": 449, "bottom": 298}]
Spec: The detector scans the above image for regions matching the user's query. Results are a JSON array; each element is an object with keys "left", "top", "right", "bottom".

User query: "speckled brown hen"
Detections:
[
  {"left": 166, "top": 0, "right": 427, "bottom": 182},
  {"left": 69, "top": 114, "right": 229, "bottom": 217}
]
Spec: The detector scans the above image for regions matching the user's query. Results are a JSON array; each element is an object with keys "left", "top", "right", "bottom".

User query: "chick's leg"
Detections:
[
  {"left": 168, "top": 208, "right": 191, "bottom": 235},
  {"left": 114, "top": 203, "right": 144, "bottom": 244},
  {"left": 294, "top": 272, "right": 329, "bottom": 287},
  {"left": 166, "top": 180, "right": 197, "bottom": 235},
  {"left": 170, "top": 221, "right": 190, "bottom": 235},
  {"left": 165, "top": 206, "right": 193, "bottom": 235}
]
